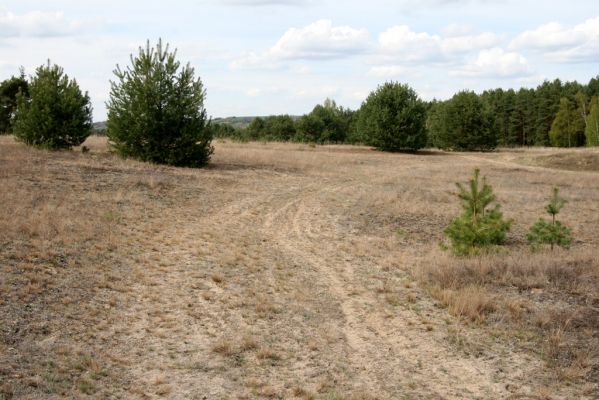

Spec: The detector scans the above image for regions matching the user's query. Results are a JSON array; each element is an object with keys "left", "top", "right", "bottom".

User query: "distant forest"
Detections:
[{"left": 211, "top": 76, "right": 599, "bottom": 149}]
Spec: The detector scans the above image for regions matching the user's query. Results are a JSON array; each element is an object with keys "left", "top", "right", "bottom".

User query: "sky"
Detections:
[{"left": 1, "top": 1, "right": 598, "bottom": 121}]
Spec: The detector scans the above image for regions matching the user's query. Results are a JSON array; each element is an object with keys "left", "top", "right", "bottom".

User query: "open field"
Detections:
[{"left": 1, "top": 136, "right": 598, "bottom": 399}]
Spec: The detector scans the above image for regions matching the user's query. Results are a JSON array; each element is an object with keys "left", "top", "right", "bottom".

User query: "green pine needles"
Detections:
[
  {"left": 527, "top": 188, "right": 573, "bottom": 250},
  {"left": 106, "top": 39, "right": 213, "bottom": 167},
  {"left": 13, "top": 62, "right": 92, "bottom": 149},
  {"left": 444, "top": 169, "right": 512, "bottom": 255}
]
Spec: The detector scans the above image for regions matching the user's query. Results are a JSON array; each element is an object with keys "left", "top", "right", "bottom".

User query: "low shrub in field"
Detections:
[
  {"left": 444, "top": 168, "right": 511, "bottom": 255},
  {"left": 527, "top": 187, "right": 573, "bottom": 250}
]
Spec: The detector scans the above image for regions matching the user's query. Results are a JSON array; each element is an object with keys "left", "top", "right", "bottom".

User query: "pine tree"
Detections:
[
  {"left": 430, "top": 91, "right": 497, "bottom": 151},
  {"left": 444, "top": 169, "right": 512, "bottom": 255},
  {"left": 356, "top": 82, "right": 427, "bottom": 151},
  {"left": 107, "top": 39, "right": 212, "bottom": 167},
  {"left": 13, "top": 62, "right": 92, "bottom": 149},
  {"left": 0, "top": 69, "right": 29, "bottom": 134},
  {"left": 527, "top": 188, "right": 573, "bottom": 250},
  {"left": 508, "top": 88, "right": 536, "bottom": 146},
  {"left": 534, "top": 79, "right": 562, "bottom": 146},
  {"left": 549, "top": 98, "right": 585, "bottom": 147},
  {"left": 585, "top": 96, "right": 599, "bottom": 146}
]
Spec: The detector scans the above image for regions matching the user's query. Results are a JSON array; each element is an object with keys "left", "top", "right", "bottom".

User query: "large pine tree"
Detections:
[{"left": 107, "top": 39, "right": 213, "bottom": 167}]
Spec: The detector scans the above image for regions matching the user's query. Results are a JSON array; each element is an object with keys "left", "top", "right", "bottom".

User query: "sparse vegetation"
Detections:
[{"left": 1, "top": 136, "right": 597, "bottom": 398}]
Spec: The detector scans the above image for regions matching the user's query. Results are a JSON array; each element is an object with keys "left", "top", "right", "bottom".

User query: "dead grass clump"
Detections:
[
  {"left": 418, "top": 248, "right": 598, "bottom": 294},
  {"left": 431, "top": 286, "right": 495, "bottom": 322},
  {"left": 212, "top": 340, "right": 235, "bottom": 356},
  {"left": 256, "top": 347, "right": 281, "bottom": 361}
]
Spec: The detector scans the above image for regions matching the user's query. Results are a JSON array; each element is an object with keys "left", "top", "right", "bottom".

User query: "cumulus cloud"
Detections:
[
  {"left": 231, "top": 19, "right": 370, "bottom": 69},
  {"left": 271, "top": 20, "right": 370, "bottom": 59},
  {"left": 510, "top": 16, "right": 599, "bottom": 62},
  {"left": 0, "top": 10, "right": 82, "bottom": 38},
  {"left": 378, "top": 24, "right": 500, "bottom": 62},
  {"left": 451, "top": 47, "right": 532, "bottom": 78}
]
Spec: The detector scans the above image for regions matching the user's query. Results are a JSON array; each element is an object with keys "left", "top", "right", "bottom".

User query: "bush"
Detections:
[
  {"left": 444, "top": 169, "right": 512, "bottom": 255},
  {"left": 527, "top": 188, "right": 573, "bottom": 250},
  {"left": 0, "top": 70, "right": 29, "bottom": 134},
  {"left": 106, "top": 39, "right": 213, "bottom": 167},
  {"left": 12, "top": 62, "right": 92, "bottom": 149},
  {"left": 428, "top": 91, "right": 497, "bottom": 151},
  {"left": 357, "top": 82, "right": 427, "bottom": 151}
]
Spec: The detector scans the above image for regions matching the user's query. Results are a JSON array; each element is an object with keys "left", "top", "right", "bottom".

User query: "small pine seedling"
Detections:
[
  {"left": 444, "top": 168, "right": 512, "bottom": 255},
  {"left": 527, "top": 187, "right": 573, "bottom": 250}
]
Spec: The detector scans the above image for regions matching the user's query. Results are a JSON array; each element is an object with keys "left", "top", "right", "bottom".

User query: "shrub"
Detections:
[
  {"left": 106, "top": 39, "right": 213, "bottom": 167},
  {"left": 444, "top": 169, "right": 512, "bottom": 255},
  {"left": 527, "top": 188, "right": 573, "bottom": 250},
  {"left": 12, "top": 62, "right": 92, "bottom": 149},
  {"left": 356, "top": 82, "right": 427, "bottom": 151}
]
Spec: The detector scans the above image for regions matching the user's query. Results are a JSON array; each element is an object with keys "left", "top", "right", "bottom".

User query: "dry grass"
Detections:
[
  {"left": 415, "top": 248, "right": 598, "bottom": 383},
  {"left": 1, "top": 135, "right": 598, "bottom": 399}
]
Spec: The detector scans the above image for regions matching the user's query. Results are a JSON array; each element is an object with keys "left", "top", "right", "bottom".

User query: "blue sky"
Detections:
[{"left": 1, "top": 0, "right": 598, "bottom": 120}]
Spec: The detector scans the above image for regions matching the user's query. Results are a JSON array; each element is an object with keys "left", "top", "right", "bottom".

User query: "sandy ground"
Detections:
[{"left": 1, "top": 137, "right": 597, "bottom": 399}]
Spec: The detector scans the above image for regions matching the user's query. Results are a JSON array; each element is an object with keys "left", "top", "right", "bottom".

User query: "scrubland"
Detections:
[{"left": 0, "top": 136, "right": 597, "bottom": 399}]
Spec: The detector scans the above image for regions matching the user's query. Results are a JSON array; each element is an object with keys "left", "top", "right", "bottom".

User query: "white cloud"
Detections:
[
  {"left": 510, "top": 16, "right": 599, "bottom": 62},
  {"left": 0, "top": 11, "right": 82, "bottom": 38},
  {"left": 231, "top": 19, "right": 370, "bottom": 69},
  {"left": 379, "top": 25, "right": 442, "bottom": 62},
  {"left": 451, "top": 47, "right": 532, "bottom": 78},
  {"left": 441, "top": 32, "right": 500, "bottom": 54},
  {"left": 270, "top": 20, "right": 370, "bottom": 59},
  {"left": 378, "top": 24, "right": 500, "bottom": 62}
]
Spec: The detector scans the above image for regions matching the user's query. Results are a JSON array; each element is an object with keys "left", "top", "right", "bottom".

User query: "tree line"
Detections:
[
  {"left": 0, "top": 38, "right": 598, "bottom": 169},
  {"left": 213, "top": 77, "right": 599, "bottom": 151}
]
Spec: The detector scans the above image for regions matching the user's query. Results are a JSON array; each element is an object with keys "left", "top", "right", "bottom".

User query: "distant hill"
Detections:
[
  {"left": 92, "top": 121, "right": 107, "bottom": 134},
  {"left": 92, "top": 116, "right": 302, "bottom": 133},
  {"left": 213, "top": 115, "right": 301, "bottom": 129}
]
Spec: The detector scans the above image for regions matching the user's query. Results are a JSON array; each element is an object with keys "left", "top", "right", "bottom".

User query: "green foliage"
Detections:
[
  {"left": 444, "top": 169, "right": 512, "bottom": 255},
  {"left": 13, "top": 62, "right": 92, "bottom": 149},
  {"left": 549, "top": 97, "right": 585, "bottom": 147},
  {"left": 357, "top": 82, "right": 427, "bottom": 151},
  {"left": 0, "top": 70, "right": 29, "bottom": 134},
  {"left": 585, "top": 97, "right": 599, "bottom": 146},
  {"left": 480, "top": 88, "right": 515, "bottom": 146},
  {"left": 429, "top": 91, "right": 497, "bottom": 151},
  {"left": 508, "top": 88, "right": 536, "bottom": 146},
  {"left": 106, "top": 39, "right": 212, "bottom": 167},
  {"left": 294, "top": 99, "right": 353, "bottom": 144},
  {"left": 527, "top": 188, "right": 573, "bottom": 250},
  {"left": 295, "top": 113, "right": 325, "bottom": 143}
]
